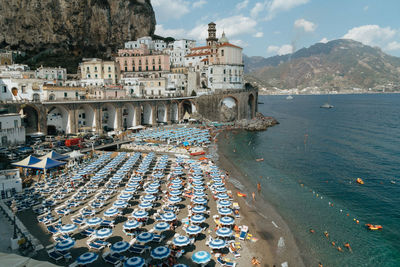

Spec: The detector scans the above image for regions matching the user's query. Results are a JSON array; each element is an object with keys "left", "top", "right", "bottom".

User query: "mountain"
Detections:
[
  {"left": 245, "top": 39, "right": 400, "bottom": 92},
  {"left": 0, "top": 0, "right": 156, "bottom": 72}
]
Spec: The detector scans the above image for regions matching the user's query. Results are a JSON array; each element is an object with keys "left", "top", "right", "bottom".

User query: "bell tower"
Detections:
[{"left": 206, "top": 22, "right": 218, "bottom": 46}]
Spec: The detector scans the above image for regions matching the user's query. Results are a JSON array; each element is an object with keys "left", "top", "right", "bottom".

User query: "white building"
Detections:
[
  {"left": 166, "top": 39, "right": 196, "bottom": 67},
  {"left": 35, "top": 66, "right": 67, "bottom": 85},
  {"left": 0, "top": 169, "right": 22, "bottom": 199},
  {"left": 125, "top": 36, "right": 167, "bottom": 51},
  {"left": 0, "top": 77, "right": 43, "bottom": 102},
  {"left": 0, "top": 113, "right": 25, "bottom": 147},
  {"left": 79, "top": 58, "right": 120, "bottom": 86}
]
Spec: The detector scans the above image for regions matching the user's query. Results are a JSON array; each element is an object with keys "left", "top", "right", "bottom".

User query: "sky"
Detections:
[{"left": 152, "top": 0, "right": 400, "bottom": 58}]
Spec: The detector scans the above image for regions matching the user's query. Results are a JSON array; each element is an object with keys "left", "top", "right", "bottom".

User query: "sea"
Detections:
[{"left": 218, "top": 94, "right": 400, "bottom": 266}]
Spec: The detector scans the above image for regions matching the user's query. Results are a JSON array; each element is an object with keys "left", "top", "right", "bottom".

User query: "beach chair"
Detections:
[
  {"left": 217, "top": 256, "right": 236, "bottom": 267},
  {"left": 152, "top": 234, "right": 165, "bottom": 243},
  {"left": 229, "top": 244, "right": 241, "bottom": 258},
  {"left": 47, "top": 225, "right": 59, "bottom": 235},
  {"left": 58, "top": 250, "right": 72, "bottom": 262},
  {"left": 175, "top": 249, "right": 185, "bottom": 258},
  {"left": 102, "top": 252, "right": 122, "bottom": 266},
  {"left": 81, "top": 228, "right": 95, "bottom": 237},
  {"left": 101, "top": 219, "right": 115, "bottom": 228},
  {"left": 88, "top": 241, "right": 104, "bottom": 251},
  {"left": 239, "top": 225, "right": 248, "bottom": 241},
  {"left": 47, "top": 248, "right": 63, "bottom": 262},
  {"left": 129, "top": 244, "right": 150, "bottom": 254},
  {"left": 72, "top": 216, "right": 85, "bottom": 225},
  {"left": 93, "top": 239, "right": 111, "bottom": 248}
]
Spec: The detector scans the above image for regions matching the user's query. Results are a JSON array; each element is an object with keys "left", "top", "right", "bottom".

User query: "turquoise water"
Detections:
[{"left": 218, "top": 94, "right": 400, "bottom": 266}]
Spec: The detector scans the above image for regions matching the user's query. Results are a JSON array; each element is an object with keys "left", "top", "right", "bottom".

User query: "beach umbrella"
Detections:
[
  {"left": 215, "top": 187, "right": 227, "bottom": 193},
  {"left": 212, "top": 177, "right": 222, "bottom": 182},
  {"left": 132, "top": 210, "right": 149, "bottom": 219},
  {"left": 218, "top": 207, "right": 233, "bottom": 216},
  {"left": 130, "top": 177, "right": 142, "bottom": 182},
  {"left": 192, "top": 180, "right": 203, "bottom": 186},
  {"left": 123, "top": 220, "right": 141, "bottom": 230},
  {"left": 171, "top": 179, "right": 182, "bottom": 184},
  {"left": 194, "top": 191, "right": 206, "bottom": 197},
  {"left": 213, "top": 182, "right": 224, "bottom": 187},
  {"left": 142, "top": 194, "right": 157, "bottom": 202},
  {"left": 151, "top": 246, "right": 171, "bottom": 260},
  {"left": 104, "top": 208, "right": 119, "bottom": 217},
  {"left": 154, "top": 222, "right": 170, "bottom": 232},
  {"left": 145, "top": 188, "right": 158, "bottom": 194},
  {"left": 217, "top": 200, "right": 231, "bottom": 207},
  {"left": 148, "top": 182, "right": 160, "bottom": 188},
  {"left": 193, "top": 185, "right": 205, "bottom": 191},
  {"left": 173, "top": 170, "right": 184, "bottom": 176},
  {"left": 161, "top": 212, "right": 177, "bottom": 222},
  {"left": 169, "top": 184, "right": 182, "bottom": 190},
  {"left": 136, "top": 232, "right": 154, "bottom": 244},
  {"left": 124, "top": 257, "right": 146, "bottom": 267},
  {"left": 119, "top": 193, "right": 133, "bottom": 200},
  {"left": 59, "top": 224, "right": 77, "bottom": 234},
  {"left": 172, "top": 235, "right": 190, "bottom": 247},
  {"left": 185, "top": 225, "right": 202, "bottom": 235},
  {"left": 174, "top": 166, "right": 183, "bottom": 171},
  {"left": 55, "top": 238, "right": 75, "bottom": 251},
  {"left": 216, "top": 193, "right": 229, "bottom": 200},
  {"left": 86, "top": 217, "right": 103, "bottom": 226},
  {"left": 168, "top": 196, "right": 182, "bottom": 204},
  {"left": 169, "top": 190, "right": 182, "bottom": 196},
  {"left": 173, "top": 264, "right": 188, "bottom": 267},
  {"left": 113, "top": 200, "right": 128, "bottom": 208},
  {"left": 216, "top": 227, "right": 233, "bottom": 238},
  {"left": 192, "top": 197, "right": 207, "bottom": 205},
  {"left": 192, "top": 205, "right": 206, "bottom": 213},
  {"left": 190, "top": 214, "right": 205, "bottom": 224},
  {"left": 209, "top": 239, "right": 226, "bottom": 249},
  {"left": 110, "top": 241, "right": 130, "bottom": 253},
  {"left": 191, "top": 251, "right": 211, "bottom": 265},
  {"left": 139, "top": 201, "right": 153, "bottom": 209},
  {"left": 76, "top": 252, "right": 98, "bottom": 265},
  {"left": 220, "top": 216, "right": 235, "bottom": 225},
  {"left": 95, "top": 228, "right": 112, "bottom": 239}
]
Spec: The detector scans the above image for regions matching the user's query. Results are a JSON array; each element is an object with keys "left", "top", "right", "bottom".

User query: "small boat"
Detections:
[
  {"left": 365, "top": 224, "right": 382, "bottom": 230},
  {"left": 237, "top": 192, "right": 247, "bottom": 197},
  {"left": 320, "top": 103, "right": 334, "bottom": 108},
  {"left": 356, "top": 178, "right": 364, "bottom": 185},
  {"left": 286, "top": 95, "right": 293, "bottom": 100},
  {"left": 255, "top": 158, "right": 264, "bottom": 162},
  {"left": 190, "top": 151, "right": 205, "bottom": 156}
]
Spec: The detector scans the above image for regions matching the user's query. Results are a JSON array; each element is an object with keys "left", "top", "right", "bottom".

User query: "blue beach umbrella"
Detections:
[
  {"left": 55, "top": 238, "right": 75, "bottom": 251},
  {"left": 148, "top": 182, "right": 160, "bottom": 188},
  {"left": 139, "top": 201, "right": 153, "bottom": 209},
  {"left": 136, "top": 232, "right": 154, "bottom": 243},
  {"left": 185, "top": 225, "right": 202, "bottom": 235},
  {"left": 190, "top": 214, "right": 205, "bottom": 224},
  {"left": 173, "top": 264, "right": 188, "bottom": 267},
  {"left": 145, "top": 188, "right": 158, "bottom": 194},
  {"left": 169, "top": 184, "right": 182, "bottom": 190},
  {"left": 194, "top": 191, "right": 206, "bottom": 197},
  {"left": 104, "top": 208, "right": 119, "bottom": 217},
  {"left": 216, "top": 193, "right": 229, "bottom": 200},
  {"left": 95, "top": 228, "right": 112, "bottom": 239},
  {"left": 171, "top": 179, "right": 182, "bottom": 184},
  {"left": 110, "top": 241, "right": 130, "bottom": 253},
  {"left": 218, "top": 207, "right": 233, "bottom": 215},
  {"left": 216, "top": 227, "right": 233, "bottom": 238},
  {"left": 191, "top": 251, "right": 211, "bottom": 265},
  {"left": 142, "top": 194, "right": 157, "bottom": 202},
  {"left": 192, "top": 197, "right": 207, "bottom": 205},
  {"left": 86, "top": 217, "right": 102, "bottom": 226},
  {"left": 172, "top": 235, "right": 190, "bottom": 247},
  {"left": 151, "top": 246, "right": 171, "bottom": 260},
  {"left": 220, "top": 216, "right": 235, "bottom": 225},
  {"left": 169, "top": 190, "right": 182, "bottom": 196},
  {"left": 124, "top": 257, "right": 146, "bottom": 267},
  {"left": 119, "top": 193, "right": 133, "bottom": 200},
  {"left": 154, "top": 222, "right": 170, "bottom": 232},
  {"left": 59, "top": 224, "right": 77, "bottom": 234},
  {"left": 168, "top": 196, "right": 182, "bottom": 204},
  {"left": 123, "top": 220, "right": 141, "bottom": 230},
  {"left": 192, "top": 180, "right": 203, "bottom": 186},
  {"left": 209, "top": 239, "right": 226, "bottom": 249},
  {"left": 192, "top": 205, "right": 206, "bottom": 213},
  {"left": 217, "top": 200, "right": 232, "bottom": 207},
  {"left": 213, "top": 182, "right": 224, "bottom": 187},
  {"left": 215, "top": 187, "right": 227, "bottom": 193},
  {"left": 212, "top": 177, "right": 222, "bottom": 182},
  {"left": 113, "top": 200, "right": 128, "bottom": 208},
  {"left": 173, "top": 170, "right": 184, "bottom": 176},
  {"left": 161, "top": 212, "right": 177, "bottom": 222},
  {"left": 76, "top": 252, "right": 98, "bottom": 265},
  {"left": 132, "top": 210, "right": 149, "bottom": 219}
]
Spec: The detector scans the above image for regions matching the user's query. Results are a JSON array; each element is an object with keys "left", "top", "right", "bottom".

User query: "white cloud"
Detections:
[
  {"left": 343, "top": 25, "right": 396, "bottom": 46},
  {"left": 231, "top": 39, "right": 249, "bottom": 47},
  {"left": 267, "top": 44, "right": 293, "bottom": 55},
  {"left": 387, "top": 41, "right": 400, "bottom": 51},
  {"left": 319, "top": 37, "right": 329, "bottom": 43},
  {"left": 192, "top": 0, "right": 207, "bottom": 8},
  {"left": 267, "top": 0, "right": 310, "bottom": 19},
  {"left": 251, "top": 2, "right": 267, "bottom": 17},
  {"left": 294, "top": 18, "right": 317, "bottom": 32},
  {"left": 152, "top": 0, "right": 190, "bottom": 22},
  {"left": 155, "top": 25, "right": 186, "bottom": 38},
  {"left": 253, "top": 32, "right": 264, "bottom": 38},
  {"left": 236, "top": 0, "right": 250, "bottom": 10}
]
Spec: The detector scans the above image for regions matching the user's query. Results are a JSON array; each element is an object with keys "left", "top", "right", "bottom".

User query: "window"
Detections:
[
  {"left": 223, "top": 69, "right": 226, "bottom": 74},
  {"left": 108, "top": 66, "right": 111, "bottom": 72},
  {"left": 224, "top": 77, "right": 226, "bottom": 82},
  {"left": 152, "top": 59, "right": 155, "bottom": 64},
  {"left": 125, "top": 66, "right": 128, "bottom": 72},
  {"left": 64, "top": 92, "right": 68, "bottom": 98},
  {"left": 158, "top": 58, "right": 161, "bottom": 64},
  {"left": 0, "top": 122, "right": 2, "bottom": 129},
  {"left": 146, "top": 66, "right": 148, "bottom": 71},
  {"left": 2, "top": 85, "right": 7, "bottom": 93},
  {"left": 109, "top": 74, "right": 111, "bottom": 78},
  {"left": 94, "top": 66, "right": 97, "bottom": 72},
  {"left": 153, "top": 66, "right": 155, "bottom": 71},
  {"left": 158, "top": 82, "right": 161, "bottom": 86},
  {"left": 159, "top": 66, "right": 161, "bottom": 70},
  {"left": 87, "top": 74, "right": 91, "bottom": 78},
  {"left": 159, "top": 90, "right": 161, "bottom": 95},
  {"left": 210, "top": 68, "right": 213, "bottom": 74},
  {"left": 75, "top": 92, "right": 78, "bottom": 97},
  {"left": 86, "top": 67, "right": 89, "bottom": 71},
  {"left": 139, "top": 60, "right": 142, "bottom": 65},
  {"left": 14, "top": 120, "right": 18, "bottom": 128},
  {"left": 95, "top": 74, "right": 98, "bottom": 78},
  {"left": 221, "top": 50, "right": 224, "bottom": 56}
]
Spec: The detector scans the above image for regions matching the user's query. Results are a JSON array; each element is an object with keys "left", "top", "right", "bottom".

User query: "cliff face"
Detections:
[{"left": 0, "top": 0, "right": 156, "bottom": 71}]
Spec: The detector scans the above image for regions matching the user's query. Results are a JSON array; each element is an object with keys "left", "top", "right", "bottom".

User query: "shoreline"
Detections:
[{"left": 213, "top": 132, "right": 305, "bottom": 267}]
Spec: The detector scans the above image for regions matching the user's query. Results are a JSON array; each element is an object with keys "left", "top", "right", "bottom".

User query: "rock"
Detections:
[
  {"left": 234, "top": 112, "right": 279, "bottom": 131},
  {"left": 220, "top": 105, "right": 237, "bottom": 122}
]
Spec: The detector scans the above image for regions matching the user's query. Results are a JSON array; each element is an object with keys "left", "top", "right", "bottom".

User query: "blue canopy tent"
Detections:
[
  {"left": 12, "top": 155, "right": 41, "bottom": 167},
  {"left": 27, "top": 157, "right": 67, "bottom": 178}
]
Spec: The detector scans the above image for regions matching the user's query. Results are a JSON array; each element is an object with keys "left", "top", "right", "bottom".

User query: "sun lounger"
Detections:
[
  {"left": 217, "top": 256, "right": 236, "bottom": 267},
  {"left": 101, "top": 219, "right": 115, "bottom": 227},
  {"left": 88, "top": 242, "right": 104, "bottom": 251},
  {"left": 47, "top": 248, "right": 63, "bottom": 262},
  {"left": 229, "top": 244, "right": 241, "bottom": 258},
  {"left": 239, "top": 225, "right": 248, "bottom": 241},
  {"left": 129, "top": 244, "right": 150, "bottom": 254},
  {"left": 93, "top": 239, "right": 111, "bottom": 247},
  {"left": 81, "top": 228, "right": 95, "bottom": 237},
  {"left": 47, "top": 225, "right": 59, "bottom": 235},
  {"left": 152, "top": 234, "right": 165, "bottom": 243},
  {"left": 102, "top": 252, "right": 122, "bottom": 266}
]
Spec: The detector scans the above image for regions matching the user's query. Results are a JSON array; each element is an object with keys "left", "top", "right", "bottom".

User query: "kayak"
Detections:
[
  {"left": 356, "top": 178, "right": 364, "bottom": 185},
  {"left": 365, "top": 224, "right": 382, "bottom": 230}
]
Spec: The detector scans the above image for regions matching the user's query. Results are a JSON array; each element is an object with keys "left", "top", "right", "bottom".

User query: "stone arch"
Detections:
[
  {"left": 141, "top": 103, "right": 153, "bottom": 125},
  {"left": 180, "top": 100, "right": 197, "bottom": 120},
  {"left": 170, "top": 102, "right": 179, "bottom": 123},
  {"left": 102, "top": 103, "right": 117, "bottom": 131},
  {"left": 248, "top": 93, "right": 256, "bottom": 119},
  {"left": 156, "top": 103, "right": 167, "bottom": 123},
  {"left": 47, "top": 105, "right": 70, "bottom": 134},
  {"left": 49, "top": 94, "right": 56, "bottom": 101},
  {"left": 20, "top": 105, "right": 40, "bottom": 133},
  {"left": 220, "top": 96, "right": 238, "bottom": 122},
  {"left": 122, "top": 103, "right": 136, "bottom": 129},
  {"left": 77, "top": 104, "right": 96, "bottom": 132}
]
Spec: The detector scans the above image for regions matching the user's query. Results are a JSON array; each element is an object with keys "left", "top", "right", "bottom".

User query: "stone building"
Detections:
[
  {"left": 80, "top": 58, "right": 120, "bottom": 86},
  {"left": 0, "top": 113, "right": 25, "bottom": 146}
]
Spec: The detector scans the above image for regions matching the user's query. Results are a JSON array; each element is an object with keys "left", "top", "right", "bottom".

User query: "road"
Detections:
[{"left": 81, "top": 140, "right": 131, "bottom": 153}]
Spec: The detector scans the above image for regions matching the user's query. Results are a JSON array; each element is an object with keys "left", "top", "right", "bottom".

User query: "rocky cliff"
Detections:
[{"left": 0, "top": 0, "right": 156, "bottom": 72}]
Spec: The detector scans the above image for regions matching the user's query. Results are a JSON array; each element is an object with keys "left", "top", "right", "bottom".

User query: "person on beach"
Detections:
[
  {"left": 252, "top": 192, "right": 256, "bottom": 202},
  {"left": 251, "top": 257, "right": 261, "bottom": 266},
  {"left": 257, "top": 182, "right": 261, "bottom": 193},
  {"left": 319, "top": 262, "right": 323, "bottom": 267}
]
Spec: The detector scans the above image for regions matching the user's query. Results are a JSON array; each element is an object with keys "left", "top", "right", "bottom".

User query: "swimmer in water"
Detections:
[
  {"left": 331, "top": 241, "right": 336, "bottom": 246},
  {"left": 344, "top": 242, "right": 352, "bottom": 252},
  {"left": 324, "top": 231, "right": 329, "bottom": 239},
  {"left": 337, "top": 246, "right": 343, "bottom": 252},
  {"left": 310, "top": 229, "right": 315, "bottom": 234}
]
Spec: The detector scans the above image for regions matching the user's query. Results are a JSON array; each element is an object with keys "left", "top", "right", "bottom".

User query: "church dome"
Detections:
[{"left": 219, "top": 32, "right": 229, "bottom": 44}]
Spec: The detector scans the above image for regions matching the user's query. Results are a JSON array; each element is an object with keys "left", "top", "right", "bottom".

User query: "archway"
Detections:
[
  {"left": 102, "top": 103, "right": 117, "bottom": 131},
  {"left": 21, "top": 105, "right": 39, "bottom": 133},
  {"left": 248, "top": 94, "right": 255, "bottom": 119},
  {"left": 32, "top": 93, "right": 40, "bottom": 102},
  {"left": 181, "top": 100, "right": 197, "bottom": 120},
  {"left": 77, "top": 104, "right": 96, "bottom": 132},
  {"left": 157, "top": 103, "right": 167, "bottom": 123},
  {"left": 122, "top": 103, "right": 136, "bottom": 129},
  {"left": 141, "top": 103, "right": 153, "bottom": 125},
  {"left": 47, "top": 106, "right": 70, "bottom": 134},
  {"left": 171, "top": 102, "right": 179, "bottom": 123},
  {"left": 220, "top": 96, "right": 238, "bottom": 122}
]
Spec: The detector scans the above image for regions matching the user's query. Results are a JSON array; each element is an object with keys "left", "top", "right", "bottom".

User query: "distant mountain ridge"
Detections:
[{"left": 244, "top": 39, "right": 400, "bottom": 91}]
